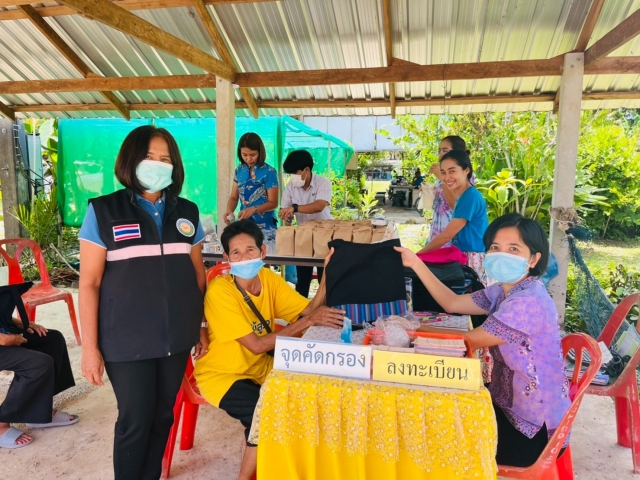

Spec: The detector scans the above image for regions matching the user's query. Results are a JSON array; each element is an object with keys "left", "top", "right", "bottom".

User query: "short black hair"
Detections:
[
  {"left": 441, "top": 135, "right": 470, "bottom": 154},
  {"left": 114, "top": 125, "right": 185, "bottom": 196},
  {"left": 237, "top": 132, "right": 267, "bottom": 166},
  {"left": 220, "top": 219, "right": 264, "bottom": 255},
  {"left": 283, "top": 150, "right": 314, "bottom": 174},
  {"left": 440, "top": 150, "right": 473, "bottom": 181},
  {"left": 483, "top": 213, "right": 549, "bottom": 276}
]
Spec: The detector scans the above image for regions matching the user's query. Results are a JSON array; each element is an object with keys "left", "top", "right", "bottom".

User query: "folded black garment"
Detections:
[
  {"left": 0, "top": 282, "right": 33, "bottom": 333},
  {"left": 325, "top": 239, "right": 405, "bottom": 307}
]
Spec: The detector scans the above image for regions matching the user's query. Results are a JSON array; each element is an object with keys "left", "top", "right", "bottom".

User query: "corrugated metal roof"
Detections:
[{"left": 1, "top": 0, "right": 640, "bottom": 118}]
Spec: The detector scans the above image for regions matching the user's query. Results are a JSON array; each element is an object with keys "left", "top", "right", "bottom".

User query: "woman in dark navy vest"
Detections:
[{"left": 78, "top": 126, "right": 207, "bottom": 480}]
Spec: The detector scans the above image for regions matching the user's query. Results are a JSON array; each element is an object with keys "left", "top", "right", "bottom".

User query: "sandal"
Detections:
[
  {"left": 0, "top": 426, "right": 33, "bottom": 449},
  {"left": 26, "top": 410, "right": 79, "bottom": 429}
]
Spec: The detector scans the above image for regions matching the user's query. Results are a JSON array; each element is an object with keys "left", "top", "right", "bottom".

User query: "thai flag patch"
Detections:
[{"left": 112, "top": 224, "right": 141, "bottom": 242}]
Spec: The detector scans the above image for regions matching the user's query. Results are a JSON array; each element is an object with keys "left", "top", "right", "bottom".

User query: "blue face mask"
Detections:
[
  {"left": 230, "top": 257, "right": 265, "bottom": 280},
  {"left": 483, "top": 252, "right": 531, "bottom": 284},
  {"left": 136, "top": 160, "right": 173, "bottom": 193}
]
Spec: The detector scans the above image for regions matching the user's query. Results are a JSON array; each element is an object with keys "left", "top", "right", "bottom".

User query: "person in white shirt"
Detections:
[{"left": 278, "top": 150, "right": 333, "bottom": 297}]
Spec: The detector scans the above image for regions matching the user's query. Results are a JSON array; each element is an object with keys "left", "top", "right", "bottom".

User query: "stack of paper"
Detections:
[
  {"left": 418, "top": 314, "right": 471, "bottom": 332},
  {"left": 413, "top": 337, "right": 467, "bottom": 357}
]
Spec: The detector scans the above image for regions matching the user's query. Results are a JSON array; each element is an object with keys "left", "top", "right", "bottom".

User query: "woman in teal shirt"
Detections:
[{"left": 418, "top": 150, "right": 490, "bottom": 284}]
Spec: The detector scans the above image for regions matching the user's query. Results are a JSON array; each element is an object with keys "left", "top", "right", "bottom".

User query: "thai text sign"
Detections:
[
  {"left": 372, "top": 350, "right": 482, "bottom": 391},
  {"left": 274, "top": 337, "right": 372, "bottom": 379}
]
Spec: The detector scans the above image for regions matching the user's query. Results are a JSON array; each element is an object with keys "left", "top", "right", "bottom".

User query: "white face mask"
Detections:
[{"left": 289, "top": 173, "right": 306, "bottom": 188}]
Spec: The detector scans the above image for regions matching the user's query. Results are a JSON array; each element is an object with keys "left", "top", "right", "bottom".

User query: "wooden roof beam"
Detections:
[
  {"left": 17, "top": 3, "right": 130, "bottom": 119},
  {"left": 100, "top": 91, "right": 130, "bottom": 119},
  {"left": 17, "top": 4, "right": 93, "bottom": 77},
  {"left": 56, "top": 0, "right": 235, "bottom": 81},
  {"left": 382, "top": 0, "right": 395, "bottom": 118},
  {"left": 0, "top": 100, "right": 15, "bottom": 120},
  {"left": 0, "top": 0, "right": 276, "bottom": 20},
  {"left": 11, "top": 91, "right": 640, "bottom": 114},
  {"left": 3, "top": 56, "right": 640, "bottom": 95},
  {"left": 585, "top": 8, "right": 640, "bottom": 66},
  {"left": 192, "top": 0, "right": 259, "bottom": 118},
  {"left": 575, "top": 0, "right": 607, "bottom": 51},
  {"left": 237, "top": 58, "right": 566, "bottom": 87}
]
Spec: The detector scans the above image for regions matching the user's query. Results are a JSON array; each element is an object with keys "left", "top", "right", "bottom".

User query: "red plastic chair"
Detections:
[
  {"left": 585, "top": 293, "right": 640, "bottom": 473},
  {"left": 498, "top": 332, "right": 602, "bottom": 480},
  {"left": 0, "top": 239, "right": 81, "bottom": 345},
  {"left": 162, "top": 262, "right": 257, "bottom": 479}
]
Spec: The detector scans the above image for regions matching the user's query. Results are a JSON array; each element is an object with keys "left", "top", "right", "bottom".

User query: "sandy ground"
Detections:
[{"left": 1, "top": 292, "right": 639, "bottom": 480}]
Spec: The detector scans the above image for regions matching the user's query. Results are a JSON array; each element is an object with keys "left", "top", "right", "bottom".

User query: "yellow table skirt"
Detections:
[{"left": 251, "top": 370, "right": 498, "bottom": 480}]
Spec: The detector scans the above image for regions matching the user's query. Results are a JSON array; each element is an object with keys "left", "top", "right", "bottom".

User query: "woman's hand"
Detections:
[
  {"left": 394, "top": 246, "right": 422, "bottom": 270},
  {"left": 193, "top": 328, "right": 210, "bottom": 360},
  {"left": 223, "top": 211, "right": 234, "bottom": 225},
  {"left": 238, "top": 207, "right": 256, "bottom": 220},
  {"left": 82, "top": 347, "right": 105, "bottom": 387},
  {"left": 0, "top": 332, "right": 27, "bottom": 347},
  {"left": 429, "top": 163, "right": 441, "bottom": 179},
  {"left": 27, "top": 322, "right": 48, "bottom": 337},
  {"left": 305, "top": 306, "right": 345, "bottom": 329}
]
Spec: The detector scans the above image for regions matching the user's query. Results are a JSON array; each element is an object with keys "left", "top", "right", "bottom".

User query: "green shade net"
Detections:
[{"left": 58, "top": 116, "right": 353, "bottom": 227}]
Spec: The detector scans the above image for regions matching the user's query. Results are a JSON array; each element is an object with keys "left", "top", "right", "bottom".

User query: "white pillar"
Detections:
[
  {"left": 216, "top": 77, "right": 235, "bottom": 237},
  {"left": 549, "top": 52, "right": 584, "bottom": 323}
]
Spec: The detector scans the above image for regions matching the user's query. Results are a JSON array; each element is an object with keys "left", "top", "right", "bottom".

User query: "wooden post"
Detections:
[
  {"left": 216, "top": 77, "right": 235, "bottom": 237},
  {"left": 549, "top": 52, "right": 584, "bottom": 323},
  {"left": 0, "top": 119, "right": 28, "bottom": 239}
]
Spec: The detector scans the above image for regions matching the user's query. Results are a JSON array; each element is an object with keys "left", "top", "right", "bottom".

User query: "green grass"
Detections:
[{"left": 577, "top": 239, "right": 640, "bottom": 271}]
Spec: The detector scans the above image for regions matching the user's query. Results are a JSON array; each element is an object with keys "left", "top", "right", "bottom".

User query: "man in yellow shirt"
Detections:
[{"left": 195, "top": 220, "right": 344, "bottom": 480}]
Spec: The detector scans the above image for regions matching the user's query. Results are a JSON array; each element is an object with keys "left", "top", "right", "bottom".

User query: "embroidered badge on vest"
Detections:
[
  {"left": 113, "top": 224, "right": 141, "bottom": 241},
  {"left": 176, "top": 218, "right": 195, "bottom": 237}
]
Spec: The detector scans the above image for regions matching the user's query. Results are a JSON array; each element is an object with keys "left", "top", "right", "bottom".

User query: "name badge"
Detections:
[{"left": 274, "top": 337, "right": 372, "bottom": 380}]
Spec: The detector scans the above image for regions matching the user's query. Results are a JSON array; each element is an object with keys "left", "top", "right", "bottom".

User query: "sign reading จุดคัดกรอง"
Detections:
[
  {"left": 372, "top": 350, "right": 483, "bottom": 391},
  {"left": 273, "top": 337, "right": 372, "bottom": 380}
]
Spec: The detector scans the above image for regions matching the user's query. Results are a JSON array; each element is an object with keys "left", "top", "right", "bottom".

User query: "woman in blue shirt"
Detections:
[
  {"left": 418, "top": 150, "right": 490, "bottom": 284},
  {"left": 224, "top": 133, "right": 279, "bottom": 238}
]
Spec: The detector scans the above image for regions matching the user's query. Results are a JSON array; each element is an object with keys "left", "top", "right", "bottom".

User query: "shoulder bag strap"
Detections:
[{"left": 233, "top": 278, "right": 272, "bottom": 334}]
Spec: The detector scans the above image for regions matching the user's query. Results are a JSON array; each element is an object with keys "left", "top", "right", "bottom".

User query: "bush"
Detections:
[
  {"left": 379, "top": 110, "right": 639, "bottom": 239},
  {"left": 578, "top": 111, "right": 640, "bottom": 239}
]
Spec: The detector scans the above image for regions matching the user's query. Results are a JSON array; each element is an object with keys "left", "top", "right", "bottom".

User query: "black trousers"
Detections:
[
  {"left": 218, "top": 378, "right": 262, "bottom": 447},
  {"left": 295, "top": 266, "right": 324, "bottom": 298},
  {"left": 105, "top": 349, "right": 190, "bottom": 480},
  {"left": 494, "top": 403, "right": 551, "bottom": 467},
  {"left": 0, "top": 329, "right": 75, "bottom": 424}
]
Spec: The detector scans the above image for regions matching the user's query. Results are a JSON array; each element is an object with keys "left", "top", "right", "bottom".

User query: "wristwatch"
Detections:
[{"left": 292, "top": 204, "right": 299, "bottom": 213}]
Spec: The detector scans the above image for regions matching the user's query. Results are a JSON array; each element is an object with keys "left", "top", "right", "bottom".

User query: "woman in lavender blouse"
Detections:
[{"left": 396, "top": 213, "right": 570, "bottom": 467}]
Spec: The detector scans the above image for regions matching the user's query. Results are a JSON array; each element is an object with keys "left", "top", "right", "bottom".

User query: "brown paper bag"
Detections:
[
  {"left": 356, "top": 220, "right": 372, "bottom": 227},
  {"left": 313, "top": 227, "right": 334, "bottom": 258},
  {"left": 353, "top": 226, "right": 372, "bottom": 244},
  {"left": 294, "top": 226, "right": 314, "bottom": 257},
  {"left": 333, "top": 226, "right": 353, "bottom": 242},
  {"left": 371, "top": 226, "right": 386, "bottom": 243},
  {"left": 315, "top": 220, "right": 334, "bottom": 228},
  {"left": 276, "top": 226, "right": 295, "bottom": 256}
]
